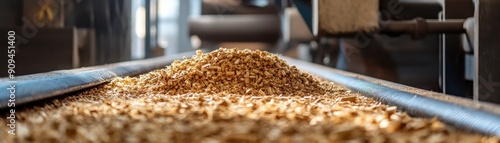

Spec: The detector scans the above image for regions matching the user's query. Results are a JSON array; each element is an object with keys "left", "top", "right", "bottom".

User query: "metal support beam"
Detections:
[
  {"left": 145, "top": 0, "right": 152, "bottom": 58},
  {"left": 474, "top": 0, "right": 500, "bottom": 103},
  {"left": 441, "top": 0, "right": 474, "bottom": 97}
]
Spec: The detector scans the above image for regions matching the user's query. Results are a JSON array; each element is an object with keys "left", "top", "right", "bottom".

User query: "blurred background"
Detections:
[{"left": 1, "top": 0, "right": 498, "bottom": 103}]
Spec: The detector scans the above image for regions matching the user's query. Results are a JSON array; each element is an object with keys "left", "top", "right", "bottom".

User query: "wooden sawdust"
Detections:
[{"left": 0, "top": 48, "right": 498, "bottom": 143}]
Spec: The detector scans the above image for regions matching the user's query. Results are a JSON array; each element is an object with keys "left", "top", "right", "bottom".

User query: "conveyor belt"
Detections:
[{"left": 1, "top": 52, "right": 500, "bottom": 137}]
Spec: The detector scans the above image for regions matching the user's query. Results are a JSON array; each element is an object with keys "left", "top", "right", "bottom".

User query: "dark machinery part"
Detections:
[
  {"left": 201, "top": 0, "right": 279, "bottom": 15},
  {"left": 380, "top": 0, "right": 442, "bottom": 20},
  {"left": 293, "top": 0, "right": 464, "bottom": 38},
  {"left": 474, "top": 0, "right": 500, "bottom": 103},
  {"left": 441, "top": 0, "right": 474, "bottom": 98},
  {"left": 317, "top": 18, "right": 466, "bottom": 39},
  {"left": 190, "top": 0, "right": 283, "bottom": 45},
  {"left": 291, "top": 0, "right": 500, "bottom": 103},
  {"left": 380, "top": 18, "right": 465, "bottom": 39},
  {"left": 189, "top": 14, "right": 281, "bottom": 42}
]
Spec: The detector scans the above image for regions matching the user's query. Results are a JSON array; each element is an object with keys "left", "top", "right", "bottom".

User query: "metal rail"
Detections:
[
  {"left": 0, "top": 52, "right": 195, "bottom": 109},
  {"left": 283, "top": 57, "right": 500, "bottom": 137}
]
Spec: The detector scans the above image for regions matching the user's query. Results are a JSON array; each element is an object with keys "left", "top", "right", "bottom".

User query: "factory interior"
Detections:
[{"left": 1, "top": 0, "right": 500, "bottom": 142}]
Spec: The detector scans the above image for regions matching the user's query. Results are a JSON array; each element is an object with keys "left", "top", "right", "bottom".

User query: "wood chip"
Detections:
[
  {"left": 340, "top": 96, "right": 358, "bottom": 102},
  {"left": 0, "top": 48, "right": 496, "bottom": 143}
]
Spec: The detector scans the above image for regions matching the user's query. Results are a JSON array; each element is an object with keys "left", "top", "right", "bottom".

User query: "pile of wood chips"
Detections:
[{"left": 1, "top": 48, "right": 498, "bottom": 143}]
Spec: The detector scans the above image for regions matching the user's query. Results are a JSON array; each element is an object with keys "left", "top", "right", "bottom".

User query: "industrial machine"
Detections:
[{"left": 189, "top": 0, "right": 500, "bottom": 104}]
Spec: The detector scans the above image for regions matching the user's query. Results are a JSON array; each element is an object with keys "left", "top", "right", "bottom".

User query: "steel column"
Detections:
[{"left": 474, "top": 0, "right": 500, "bottom": 103}]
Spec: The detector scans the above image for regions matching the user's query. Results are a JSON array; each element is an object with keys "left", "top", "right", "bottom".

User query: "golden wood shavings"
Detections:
[{"left": 0, "top": 48, "right": 497, "bottom": 143}]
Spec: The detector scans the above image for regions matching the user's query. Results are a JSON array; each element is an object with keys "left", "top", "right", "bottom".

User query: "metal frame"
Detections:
[
  {"left": 440, "top": 0, "right": 474, "bottom": 98},
  {"left": 474, "top": 0, "right": 500, "bottom": 103}
]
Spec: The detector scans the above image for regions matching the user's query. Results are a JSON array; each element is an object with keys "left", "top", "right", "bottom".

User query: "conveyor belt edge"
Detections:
[
  {"left": 283, "top": 56, "right": 500, "bottom": 137},
  {"left": 0, "top": 52, "right": 195, "bottom": 110}
]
